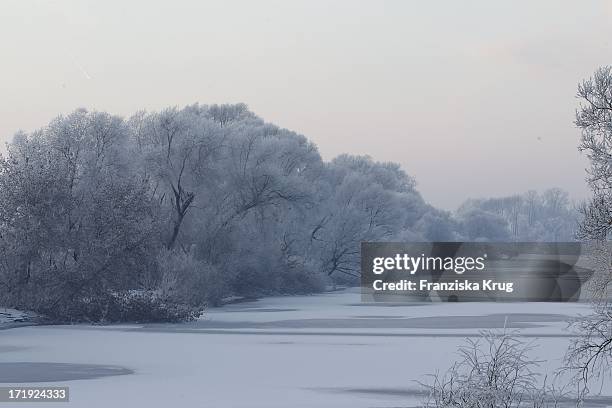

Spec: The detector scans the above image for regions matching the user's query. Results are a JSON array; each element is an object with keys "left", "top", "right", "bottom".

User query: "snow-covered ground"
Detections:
[{"left": 0, "top": 289, "right": 608, "bottom": 408}]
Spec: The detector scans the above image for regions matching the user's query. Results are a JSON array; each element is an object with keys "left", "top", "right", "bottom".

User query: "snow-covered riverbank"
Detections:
[
  {"left": 0, "top": 289, "right": 607, "bottom": 408},
  {"left": 0, "top": 308, "right": 37, "bottom": 330}
]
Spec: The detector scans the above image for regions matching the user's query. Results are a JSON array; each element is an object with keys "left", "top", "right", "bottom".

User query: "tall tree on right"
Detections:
[
  {"left": 577, "top": 66, "right": 612, "bottom": 239},
  {"left": 566, "top": 66, "right": 612, "bottom": 397}
]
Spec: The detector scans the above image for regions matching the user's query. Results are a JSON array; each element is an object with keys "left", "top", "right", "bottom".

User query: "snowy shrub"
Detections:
[
  {"left": 422, "top": 330, "right": 562, "bottom": 408},
  {"left": 39, "top": 291, "right": 203, "bottom": 323},
  {"left": 277, "top": 259, "right": 327, "bottom": 294},
  {"left": 157, "top": 249, "right": 224, "bottom": 306},
  {"left": 104, "top": 291, "right": 203, "bottom": 323}
]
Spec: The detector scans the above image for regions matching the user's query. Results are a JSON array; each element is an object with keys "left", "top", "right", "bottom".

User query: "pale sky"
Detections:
[{"left": 1, "top": 0, "right": 610, "bottom": 209}]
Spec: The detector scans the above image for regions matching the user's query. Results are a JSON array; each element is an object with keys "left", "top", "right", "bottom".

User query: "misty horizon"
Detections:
[{"left": 1, "top": 0, "right": 608, "bottom": 209}]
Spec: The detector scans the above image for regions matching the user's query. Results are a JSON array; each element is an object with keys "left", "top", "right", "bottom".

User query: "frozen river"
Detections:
[{"left": 0, "top": 288, "right": 608, "bottom": 408}]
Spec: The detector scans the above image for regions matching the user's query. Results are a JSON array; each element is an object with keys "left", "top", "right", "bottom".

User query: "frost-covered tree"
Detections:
[
  {"left": 309, "top": 155, "right": 440, "bottom": 279},
  {"left": 456, "top": 189, "right": 577, "bottom": 241},
  {"left": 565, "top": 66, "right": 612, "bottom": 396},
  {"left": 457, "top": 207, "right": 511, "bottom": 241},
  {"left": 130, "top": 106, "right": 224, "bottom": 249},
  {"left": 0, "top": 110, "right": 159, "bottom": 319},
  {"left": 0, "top": 104, "right": 463, "bottom": 318},
  {"left": 577, "top": 66, "right": 612, "bottom": 239}
]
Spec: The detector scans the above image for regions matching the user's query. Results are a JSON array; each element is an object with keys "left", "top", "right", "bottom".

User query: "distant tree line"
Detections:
[
  {"left": 0, "top": 104, "right": 578, "bottom": 322},
  {"left": 456, "top": 188, "right": 578, "bottom": 242}
]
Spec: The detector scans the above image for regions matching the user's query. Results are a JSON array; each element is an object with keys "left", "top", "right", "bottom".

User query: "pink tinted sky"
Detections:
[{"left": 2, "top": 0, "right": 611, "bottom": 209}]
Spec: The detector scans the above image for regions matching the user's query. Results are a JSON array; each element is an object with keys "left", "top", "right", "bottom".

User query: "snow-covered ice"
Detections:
[{"left": 0, "top": 288, "right": 608, "bottom": 408}]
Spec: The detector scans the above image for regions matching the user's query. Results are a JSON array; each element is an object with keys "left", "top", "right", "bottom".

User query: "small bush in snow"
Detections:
[
  {"left": 422, "top": 330, "right": 563, "bottom": 408},
  {"left": 157, "top": 249, "right": 224, "bottom": 307},
  {"left": 39, "top": 291, "right": 203, "bottom": 323}
]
